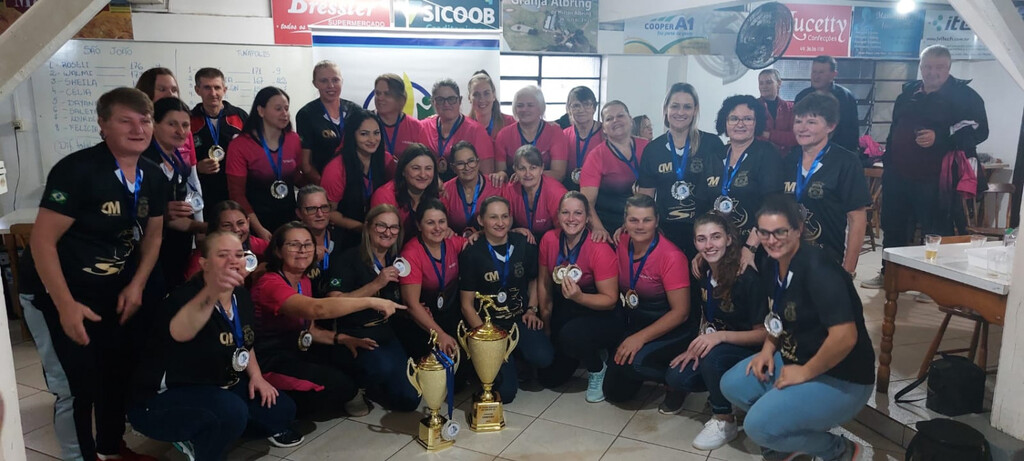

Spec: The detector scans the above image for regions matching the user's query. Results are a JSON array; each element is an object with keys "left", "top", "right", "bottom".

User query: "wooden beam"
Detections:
[
  {"left": 0, "top": 0, "right": 109, "bottom": 101},
  {"left": 948, "top": 0, "right": 1024, "bottom": 91}
]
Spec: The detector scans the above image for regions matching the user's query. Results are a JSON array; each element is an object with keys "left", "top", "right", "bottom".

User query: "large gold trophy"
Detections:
[
  {"left": 407, "top": 330, "right": 461, "bottom": 451},
  {"left": 457, "top": 293, "right": 519, "bottom": 432}
]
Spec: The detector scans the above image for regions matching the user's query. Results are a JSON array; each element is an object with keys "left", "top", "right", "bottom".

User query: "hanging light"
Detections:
[{"left": 896, "top": 0, "right": 917, "bottom": 14}]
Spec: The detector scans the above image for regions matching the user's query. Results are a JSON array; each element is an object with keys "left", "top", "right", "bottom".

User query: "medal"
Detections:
[
  {"left": 573, "top": 124, "right": 597, "bottom": 185},
  {"left": 552, "top": 266, "right": 567, "bottom": 285},
  {"left": 798, "top": 204, "right": 810, "bottom": 220},
  {"left": 626, "top": 234, "right": 658, "bottom": 311},
  {"left": 570, "top": 168, "right": 581, "bottom": 184},
  {"left": 393, "top": 256, "right": 411, "bottom": 277},
  {"left": 244, "top": 250, "right": 258, "bottom": 272},
  {"left": 497, "top": 291, "right": 507, "bottom": 304},
  {"left": 565, "top": 264, "right": 583, "bottom": 283},
  {"left": 486, "top": 241, "right": 514, "bottom": 306},
  {"left": 714, "top": 195, "right": 735, "bottom": 214},
  {"left": 297, "top": 329, "right": 313, "bottom": 351},
  {"left": 206, "top": 113, "right": 226, "bottom": 161},
  {"left": 186, "top": 192, "right": 204, "bottom": 213},
  {"left": 764, "top": 312, "right": 784, "bottom": 338},
  {"left": 766, "top": 262, "right": 789, "bottom": 338},
  {"left": 116, "top": 158, "right": 142, "bottom": 242},
  {"left": 437, "top": 295, "right": 445, "bottom": 310},
  {"left": 208, "top": 145, "right": 225, "bottom": 161},
  {"left": 625, "top": 289, "right": 639, "bottom": 309},
  {"left": 717, "top": 147, "right": 747, "bottom": 215},
  {"left": 421, "top": 238, "right": 447, "bottom": 310},
  {"left": 271, "top": 180, "right": 289, "bottom": 200},
  {"left": 232, "top": 348, "right": 249, "bottom": 372},
  {"left": 132, "top": 223, "right": 142, "bottom": 242},
  {"left": 704, "top": 324, "right": 717, "bottom": 335},
  {"left": 556, "top": 230, "right": 587, "bottom": 285},
  {"left": 441, "top": 419, "right": 460, "bottom": 441},
  {"left": 670, "top": 181, "right": 692, "bottom": 201}
]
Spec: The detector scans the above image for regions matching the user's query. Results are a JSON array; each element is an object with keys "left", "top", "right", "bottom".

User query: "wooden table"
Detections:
[
  {"left": 878, "top": 242, "right": 1012, "bottom": 392},
  {"left": 0, "top": 208, "right": 38, "bottom": 336}
]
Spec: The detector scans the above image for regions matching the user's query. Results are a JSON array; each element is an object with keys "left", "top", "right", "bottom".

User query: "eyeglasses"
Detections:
[
  {"left": 452, "top": 158, "right": 479, "bottom": 170},
  {"left": 374, "top": 222, "right": 401, "bottom": 234},
  {"left": 755, "top": 227, "right": 793, "bottom": 241},
  {"left": 431, "top": 96, "right": 461, "bottom": 107},
  {"left": 727, "top": 116, "right": 756, "bottom": 125},
  {"left": 284, "top": 241, "right": 315, "bottom": 252},
  {"left": 302, "top": 204, "right": 331, "bottom": 215}
]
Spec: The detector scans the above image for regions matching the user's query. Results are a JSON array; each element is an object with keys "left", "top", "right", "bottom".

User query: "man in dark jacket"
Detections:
[
  {"left": 861, "top": 44, "right": 988, "bottom": 289},
  {"left": 794, "top": 55, "right": 860, "bottom": 153}
]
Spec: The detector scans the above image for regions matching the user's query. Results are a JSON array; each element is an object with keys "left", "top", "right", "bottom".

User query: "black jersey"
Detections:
[
  {"left": 699, "top": 139, "right": 783, "bottom": 236},
  {"left": 295, "top": 98, "right": 361, "bottom": 174},
  {"left": 458, "top": 232, "right": 537, "bottom": 329},
  {"left": 700, "top": 267, "right": 768, "bottom": 334}
]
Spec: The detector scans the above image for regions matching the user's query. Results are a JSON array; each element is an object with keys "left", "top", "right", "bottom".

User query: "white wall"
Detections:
[{"left": 949, "top": 60, "right": 1023, "bottom": 167}]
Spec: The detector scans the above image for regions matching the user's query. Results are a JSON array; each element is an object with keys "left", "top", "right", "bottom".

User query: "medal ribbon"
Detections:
[
  {"left": 431, "top": 347, "right": 456, "bottom": 419},
  {"left": 215, "top": 294, "right": 243, "bottom": 349},
  {"left": 457, "top": 176, "right": 484, "bottom": 222},
  {"left": 704, "top": 269, "right": 719, "bottom": 324},
  {"left": 436, "top": 115, "right": 464, "bottom": 159},
  {"left": 153, "top": 141, "right": 198, "bottom": 194},
  {"left": 114, "top": 158, "right": 142, "bottom": 222},
  {"left": 363, "top": 163, "right": 374, "bottom": 200},
  {"left": 628, "top": 234, "right": 659, "bottom": 291},
  {"left": 575, "top": 124, "right": 597, "bottom": 170},
  {"left": 280, "top": 272, "right": 309, "bottom": 331},
  {"left": 260, "top": 131, "right": 284, "bottom": 181},
  {"left": 521, "top": 179, "right": 544, "bottom": 233},
  {"left": 320, "top": 100, "right": 345, "bottom": 139},
  {"left": 667, "top": 133, "right": 691, "bottom": 181},
  {"left": 607, "top": 140, "right": 639, "bottom": 181},
  {"left": 321, "top": 231, "right": 330, "bottom": 270},
  {"left": 486, "top": 242, "right": 514, "bottom": 292},
  {"left": 720, "top": 147, "right": 748, "bottom": 197},
  {"left": 795, "top": 144, "right": 829, "bottom": 203},
  {"left": 556, "top": 230, "right": 588, "bottom": 266},
  {"left": 421, "top": 237, "right": 447, "bottom": 299},
  {"left": 372, "top": 251, "right": 392, "bottom": 273},
  {"left": 771, "top": 261, "right": 789, "bottom": 316},
  {"left": 486, "top": 117, "right": 494, "bottom": 136},
  {"left": 381, "top": 113, "right": 403, "bottom": 154},
  {"left": 206, "top": 110, "right": 222, "bottom": 145},
  {"left": 518, "top": 121, "right": 545, "bottom": 147}
]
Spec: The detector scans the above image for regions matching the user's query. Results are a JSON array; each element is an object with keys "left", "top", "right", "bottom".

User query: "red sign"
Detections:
[
  {"left": 784, "top": 4, "right": 852, "bottom": 57},
  {"left": 272, "top": 0, "right": 391, "bottom": 46}
]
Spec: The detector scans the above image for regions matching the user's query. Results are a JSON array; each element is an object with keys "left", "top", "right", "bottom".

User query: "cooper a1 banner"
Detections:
[
  {"left": 393, "top": 0, "right": 500, "bottom": 30},
  {"left": 784, "top": 3, "right": 852, "bottom": 57},
  {"left": 272, "top": 0, "right": 391, "bottom": 45},
  {"left": 501, "top": 0, "right": 598, "bottom": 53},
  {"left": 622, "top": 9, "right": 717, "bottom": 55},
  {"left": 311, "top": 27, "right": 500, "bottom": 118},
  {"left": 850, "top": 6, "right": 925, "bottom": 59}
]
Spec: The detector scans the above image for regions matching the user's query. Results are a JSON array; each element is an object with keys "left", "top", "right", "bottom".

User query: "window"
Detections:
[{"left": 498, "top": 54, "right": 602, "bottom": 120}]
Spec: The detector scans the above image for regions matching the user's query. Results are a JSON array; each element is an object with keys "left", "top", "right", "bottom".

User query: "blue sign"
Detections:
[
  {"left": 850, "top": 7, "right": 925, "bottom": 59},
  {"left": 394, "top": 0, "right": 500, "bottom": 30}
]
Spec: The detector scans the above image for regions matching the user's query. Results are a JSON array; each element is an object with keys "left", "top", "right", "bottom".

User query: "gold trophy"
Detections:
[
  {"left": 407, "top": 330, "right": 460, "bottom": 451},
  {"left": 457, "top": 293, "right": 519, "bottom": 432}
]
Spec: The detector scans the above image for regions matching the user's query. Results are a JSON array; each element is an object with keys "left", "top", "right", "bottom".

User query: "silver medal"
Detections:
[
  {"left": 764, "top": 312, "right": 784, "bottom": 338},
  {"left": 393, "top": 257, "right": 411, "bottom": 277},
  {"left": 670, "top": 181, "right": 692, "bottom": 201},
  {"left": 271, "top": 180, "right": 289, "bottom": 199},
  {"left": 553, "top": 266, "right": 568, "bottom": 285},
  {"left": 704, "top": 324, "right": 717, "bottom": 335},
  {"left": 441, "top": 419, "right": 460, "bottom": 441},
  {"left": 298, "top": 330, "right": 313, "bottom": 351},
  {"left": 186, "top": 192, "right": 204, "bottom": 213},
  {"left": 244, "top": 251, "right": 258, "bottom": 272},
  {"left": 132, "top": 223, "right": 142, "bottom": 241},
  {"left": 497, "top": 291, "right": 507, "bottom": 304},
  {"left": 566, "top": 265, "right": 583, "bottom": 283},
  {"left": 714, "top": 196, "right": 735, "bottom": 214},
  {"left": 570, "top": 168, "right": 581, "bottom": 184},
  {"left": 436, "top": 295, "right": 445, "bottom": 310},
  {"left": 232, "top": 348, "right": 249, "bottom": 372},
  {"left": 626, "top": 290, "right": 639, "bottom": 309}
]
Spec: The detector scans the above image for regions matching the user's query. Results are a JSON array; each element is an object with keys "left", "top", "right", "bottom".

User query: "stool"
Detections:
[{"left": 917, "top": 305, "right": 991, "bottom": 379}]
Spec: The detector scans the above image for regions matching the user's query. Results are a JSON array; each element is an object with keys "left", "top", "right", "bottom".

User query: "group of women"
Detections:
[{"left": 21, "top": 59, "right": 876, "bottom": 461}]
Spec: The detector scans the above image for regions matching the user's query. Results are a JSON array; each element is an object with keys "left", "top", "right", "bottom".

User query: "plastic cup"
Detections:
[{"left": 924, "top": 234, "right": 941, "bottom": 262}]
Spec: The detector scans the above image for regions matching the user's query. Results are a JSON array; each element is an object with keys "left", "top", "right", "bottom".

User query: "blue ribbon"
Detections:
[
  {"left": 114, "top": 158, "right": 142, "bottom": 221},
  {"left": 259, "top": 131, "right": 284, "bottom": 181},
  {"left": 628, "top": 234, "right": 659, "bottom": 291},
  {"left": 321, "top": 231, "right": 331, "bottom": 270},
  {"left": 153, "top": 141, "right": 197, "bottom": 194},
  {"left": 215, "top": 294, "right": 243, "bottom": 349},
  {"left": 556, "top": 229, "right": 588, "bottom": 266},
  {"left": 704, "top": 269, "right": 719, "bottom": 324},
  {"left": 520, "top": 179, "right": 543, "bottom": 233},
  {"left": 381, "top": 113, "right": 403, "bottom": 155},
  {"left": 458, "top": 176, "right": 484, "bottom": 222},
  {"left": 486, "top": 117, "right": 494, "bottom": 136},
  {"left": 320, "top": 100, "right": 345, "bottom": 139},
  {"left": 667, "top": 133, "right": 691, "bottom": 181},
  {"left": 607, "top": 140, "right": 639, "bottom": 181},
  {"left": 720, "top": 147, "right": 748, "bottom": 197},
  {"left": 206, "top": 110, "right": 222, "bottom": 145},
  {"left": 518, "top": 121, "right": 545, "bottom": 147},
  {"left": 771, "top": 261, "right": 789, "bottom": 316},
  {"left": 795, "top": 144, "right": 829, "bottom": 203},
  {"left": 372, "top": 252, "right": 392, "bottom": 272},
  {"left": 422, "top": 238, "right": 447, "bottom": 301},
  {"left": 575, "top": 125, "right": 598, "bottom": 170},
  {"left": 486, "top": 242, "right": 513, "bottom": 293},
  {"left": 363, "top": 166, "right": 374, "bottom": 200},
  {"left": 432, "top": 348, "right": 456, "bottom": 419},
  {"left": 436, "top": 115, "right": 464, "bottom": 160}
]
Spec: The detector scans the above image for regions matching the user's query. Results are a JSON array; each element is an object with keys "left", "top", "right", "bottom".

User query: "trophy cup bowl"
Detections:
[
  {"left": 406, "top": 331, "right": 460, "bottom": 451},
  {"left": 456, "top": 293, "right": 520, "bottom": 432}
]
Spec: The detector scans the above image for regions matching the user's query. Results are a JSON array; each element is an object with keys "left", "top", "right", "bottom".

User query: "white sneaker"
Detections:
[
  {"left": 692, "top": 418, "right": 739, "bottom": 450},
  {"left": 860, "top": 273, "right": 883, "bottom": 289},
  {"left": 345, "top": 389, "right": 371, "bottom": 416}
]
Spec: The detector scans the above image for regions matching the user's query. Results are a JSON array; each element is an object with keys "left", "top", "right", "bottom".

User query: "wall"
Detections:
[{"left": 0, "top": 283, "right": 25, "bottom": 461}]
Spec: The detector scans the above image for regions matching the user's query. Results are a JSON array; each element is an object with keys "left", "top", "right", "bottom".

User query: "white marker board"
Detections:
[{"left": 31, "top": 39, "right": 316, "bottom": 171}]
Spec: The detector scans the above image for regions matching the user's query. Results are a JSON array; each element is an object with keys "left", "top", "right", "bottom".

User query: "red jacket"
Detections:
[{"left": 759, "top": 97, "right": 797, "bottom": 157}]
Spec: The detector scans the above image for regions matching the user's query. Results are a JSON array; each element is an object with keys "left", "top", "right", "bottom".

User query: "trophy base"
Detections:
[
  {"left": 416, "top": 417, "right": 455, "bottom": 451},
  {"left": 468, "top": 393, "right": 506, "bottom": 432}
]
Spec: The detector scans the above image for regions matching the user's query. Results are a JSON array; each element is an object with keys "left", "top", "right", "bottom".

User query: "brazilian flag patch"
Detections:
[
  {"left": 329, "top": 278, "right": 341, "bottom": 287},
  {"left": 49, "top": 190, "right": 68, "bottom": 204}
]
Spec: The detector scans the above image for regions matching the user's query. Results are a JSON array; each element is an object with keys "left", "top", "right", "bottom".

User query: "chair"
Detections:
[
  {"left": 916, "top": 234, "right": 993, "bottom": 379},
  {"left": 6, "top": 223, "right": 33, "bottom": 339},
  {"left": 863, "top": 167, "right": 883, "bottom": 252},
  {"left": 964, "top": 183, "right": 1016, "bottom": 238}
]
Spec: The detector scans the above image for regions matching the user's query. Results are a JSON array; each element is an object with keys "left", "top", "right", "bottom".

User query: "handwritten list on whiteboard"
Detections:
[{"left": 32, "top": 40, "right": 315, "bottom": 171}]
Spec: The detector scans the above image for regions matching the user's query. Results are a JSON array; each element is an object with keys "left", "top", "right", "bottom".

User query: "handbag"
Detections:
[
  {"left": 894, "top": 354, "right": 984, "bottom": 416},
  {"left": 905, "top": 418, "right": 992, "bottom": 461}
]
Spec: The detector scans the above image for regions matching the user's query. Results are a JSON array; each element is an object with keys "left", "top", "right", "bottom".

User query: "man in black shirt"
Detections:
[
  {"left": 190, "top": 67, "right": 249, "bottom": 208},
  {"left": 794, "top": 55, "right": 860, "bottom": 153}
]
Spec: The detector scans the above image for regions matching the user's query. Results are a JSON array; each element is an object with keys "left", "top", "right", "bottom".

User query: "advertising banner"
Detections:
[
  {"left": 393, "top": 0, "right": 499, "bottom": 30},
  {"left": 784, "top": 3, "right": 852, "bottom": 57},
  {"left": 850, "top": 6, "right": 925, "bottom": 59},
  {"left": 501, "top": 0, "right": 598, "bottom": 53},
  {"left": 272, "top": 0, "right": 391, "bottom": 45},
  {"left": 622, "top": 9, "right": 715, "bottom": 55},
  {"left": 921, "top": 10, "right": 992, "bottom": 60}
]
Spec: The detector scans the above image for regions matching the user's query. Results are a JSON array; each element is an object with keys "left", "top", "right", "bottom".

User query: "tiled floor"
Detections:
[{"left": 11, "top": 245, "right": 1001, "bottom": 460}]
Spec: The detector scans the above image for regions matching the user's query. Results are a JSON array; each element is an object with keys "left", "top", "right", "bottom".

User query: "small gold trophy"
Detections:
[
  {"left": 457, "top": 293, "right": 519, "bottom": 432},
  {"left": 407, "top": 330, "right": 460, "bottom": 451}
]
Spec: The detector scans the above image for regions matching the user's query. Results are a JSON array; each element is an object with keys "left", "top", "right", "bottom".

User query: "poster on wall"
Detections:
[
  {"left": 272, "top": 0, "right": 391, "bottom": 45},
  {"left": 0, "top": 0, "right": 133, "bottom": 39},
  {"left": 920, "top": 10, "right": 992, "bottom": 60},
  {"left": 850, "top": 7, "right": 925, "bottom": 59},
  {"left": 501, "top": 0, "right": 598, "bottom": 53},
  {"left": 783, "top": 3, "right": 851, "bottom": 57},
  {"left": 393, "top": 0, "right": 499, "bottom": 29},
  {"left": 311, "top": 27, "right": 500, "bottom": 118},
  {"left": 622, "top": 9, "right": 714, "bottom": 55}
]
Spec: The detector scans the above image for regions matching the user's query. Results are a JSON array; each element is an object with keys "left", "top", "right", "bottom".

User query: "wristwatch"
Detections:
[{"left": 744, "top": 243, "right": 757, "bottom": 252}]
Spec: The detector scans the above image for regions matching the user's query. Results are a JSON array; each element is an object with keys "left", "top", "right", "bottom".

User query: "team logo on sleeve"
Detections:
[{"left": 49, "top": 190, "right": 68, "bottom": 204}]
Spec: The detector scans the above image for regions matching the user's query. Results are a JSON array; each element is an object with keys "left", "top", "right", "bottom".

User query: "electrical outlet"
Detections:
[{"left": 12, "top": 119, "right": 24, "bottom": 131}]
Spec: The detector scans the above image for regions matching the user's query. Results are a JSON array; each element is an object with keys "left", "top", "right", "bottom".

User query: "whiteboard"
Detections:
[{"left": 31, "top": 39, "right": 316, "bottom": 171}]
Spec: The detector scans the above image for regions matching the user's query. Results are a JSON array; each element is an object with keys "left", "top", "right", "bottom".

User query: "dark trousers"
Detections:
[
  {"left": 881, "top": 171, "right": 951, "bottom": 258},
  {"left": 603, "top": 331, "right": 693, "bottom": 403},
  {"left": 261, "top": 348, "right": 359, "bottom": 420},
  {"left": 538, "top": 308, "right": 623, "bottom": 388},
  {"left": 127, "top": 375, "right": 296, "bottom": 461},
  {"left": 664, "top": 342, "right": 758, "bottom": 414},
  {"left": 318, "top": 337, "right": 421, "bottom": 412},
  {"left": 492, "top": 320, "right": 554, "bottom": 403}
]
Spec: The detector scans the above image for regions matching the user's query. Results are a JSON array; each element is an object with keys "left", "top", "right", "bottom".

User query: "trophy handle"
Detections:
[
  {"left": 452, "top": 346, "right": 461, "bottom": 372},
  {"left": 504, "top": 323, "right": 520, "bottom": 363},
  {"left": 456, "top": 321, "right": 470, "bottom": 359},
  {"left": 406, "top": 358, "right": 422, "bottom": 397}
]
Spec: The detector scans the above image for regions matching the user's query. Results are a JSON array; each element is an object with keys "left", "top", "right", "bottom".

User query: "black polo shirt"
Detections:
[
  {"left": 19, "top": 143, "right": 167, "bottom": 309},
  {"left": 458, "top": 232, "right": 537, "bottom": 329},
  {"left": 295, "top": 98, "right": 361, "bottom": 175},
  {"left": 699, "top": 139, "right": 783, "bottom": 236},
  {"left": 190, "top": 101, "right": 248, "bottom": 208},
  {"left": 759, "top": 244, "right": 875, "bottom": 385},
  {"left": 701, "top": 267, "right": 767, "bottom": 334},
  {"left": 325, "top": 245, "right": 399, "bottom": 340},
  {"left": 782, "top": 144, "right": 871, "bottom": 263}
]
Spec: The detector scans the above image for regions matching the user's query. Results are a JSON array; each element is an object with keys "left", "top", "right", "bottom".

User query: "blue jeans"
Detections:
[
  {"left": 493, "top": 320, "right": 554, "bottom": 403},
  {"left": 127, "top": 375, "right": 296, "bottom": 461},
  {"left": 720, "top": 353, "right": 872, "bottom": 459},
  {"left": 665, "top": 342, "right": 757, "bottom": 415},
  {"left": 354, "top": 339, "right": 421, "bottom": 412}
]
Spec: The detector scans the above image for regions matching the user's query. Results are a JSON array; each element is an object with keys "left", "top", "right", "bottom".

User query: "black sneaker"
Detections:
[
  {"left": 658, "top": 390, "right": 688, "bottom": 415},
  {"left": 267, "top": 429, "right": 305, "bottom": 448}
]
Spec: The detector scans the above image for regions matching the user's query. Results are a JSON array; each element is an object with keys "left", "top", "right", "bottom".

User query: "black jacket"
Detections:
[{"left": 886, "top": 76, "right": 989, "bottom": 158}]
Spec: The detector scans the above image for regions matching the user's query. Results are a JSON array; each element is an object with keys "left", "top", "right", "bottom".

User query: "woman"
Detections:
[
  {"left": 459, "top": 196, "right": 553, "bottom": 403},
  {"left": 494, "top": 86, "right": 568, "bottom": 180},
  {"left": 226, "top": 86, "right": 302, "bottom": 240},
  {"left": 637, "top": 83, "right": 725, "bottom": 260},
  {"left": 397, "top": 199, "right": 467, "bottom": 359},
  {"left": 536, "top": 192, "right": 621, "bottom": 401},
  {"left": 143, "top": 97, "right": 206, "bottom": 290},
  {"left": 501, "top": 145, "right": 568, "bottom": 242},
  {"left": 783, "top": 93, "right": 870, "bottom": 274},
  {"left": 374, "top": 73, "right": 428, "bottom": 156},
  {"left": 321, "top": 109, "right": 397, "bottom": 251},
  {"left": 708, "top": 95, "right": 783, "bottom": 270},
  {"left": 442, "top": 141, "right": 501, "bottom": 235},
  {"left": 422, "top": 79, "right": 495, "bottom": 179},
  {"left": 721, "top": 194, "right": 874, "bottom": 461},
  {"left": 632, "top": 115, "right": 653, "bottom": 140},
  {"left": 185, "top": 201, "right": 269, "bottom": 280},
  {"left": 580, "top": 101, "right": 649, "bottom": 242},
  {"left": 294, "top": 185, "right": 336, "bottom": 297},
  {"left": 665, "top": 213, "right": 767, "bottom": 450},
  {"left": 563, "top": 86, "right": 604, "bottom": 191},
  {"left": 604, "top": 194, "right": 695, "bottom": 404},
  {"left": 251, "top": 222, "right": 406, "bottom": 418},
  {"left": 136, "top": 67, "right": 197, "bottom": 165},
  {"left": 129, "top": 231, "right": 302, "bottom": 460},
  {"left": 370, "top": 143, "right": 441, "bottom": 242},
  {"left": 324, "top": 205, "right": 421, "bottom": 411},
  {"left": 295, "top": 60, "right": 361, "bottom": 184},
  {"left": 467, "top": 70, "right": 515, "bottom": 140}
]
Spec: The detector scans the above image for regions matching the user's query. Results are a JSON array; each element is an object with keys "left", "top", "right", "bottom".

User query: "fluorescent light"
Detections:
[{"left": 896, "top": 0, "right": 917, "bottom": 14}]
